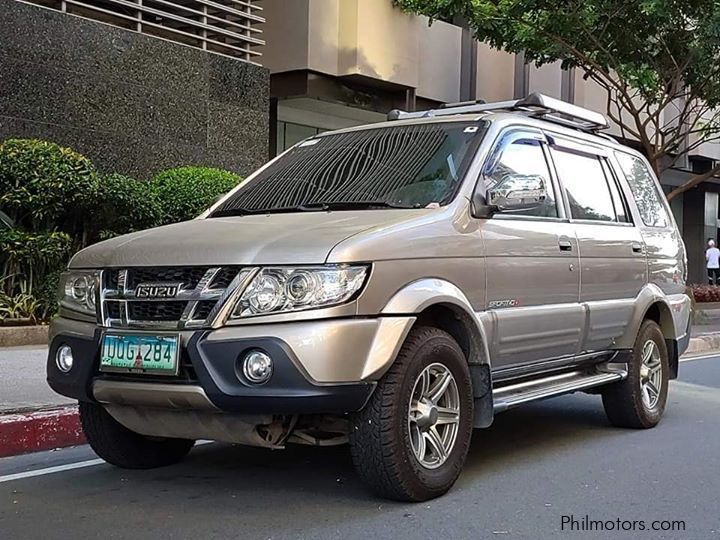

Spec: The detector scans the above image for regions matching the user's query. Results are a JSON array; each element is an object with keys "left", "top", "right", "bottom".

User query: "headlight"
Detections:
[
  {"left": 58, "top": 270, "right": 100, "bottom": 315},
  {"left": 232, "top": 265, "right": 368, "bottom": 318}
]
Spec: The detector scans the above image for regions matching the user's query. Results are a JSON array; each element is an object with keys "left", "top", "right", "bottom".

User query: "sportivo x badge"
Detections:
[{"left": 488, "top": 299, "right": 520, "bottom": 309}]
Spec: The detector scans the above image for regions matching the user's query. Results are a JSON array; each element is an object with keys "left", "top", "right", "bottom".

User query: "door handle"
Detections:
[
  {"left": 632, "top": 243, "right": 644, "bottom": 254},
  {"left": 558, "top": 240, "right": 573, "bottom": 251}
]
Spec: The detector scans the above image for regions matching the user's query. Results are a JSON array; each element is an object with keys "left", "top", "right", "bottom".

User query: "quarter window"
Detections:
[
  {"left": 483, "top": 137, "right": 558, "bottom": 218},
  {"left": 615, "top": 152, "right": 668, "bottom": 227},
  {"left": 552, "top": 149, "right": 618, "bottom": 222}
]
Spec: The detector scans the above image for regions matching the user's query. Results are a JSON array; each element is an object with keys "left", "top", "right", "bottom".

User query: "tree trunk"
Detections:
[{"left": 667, "top": 165, "right": 720, "bottom": 201}]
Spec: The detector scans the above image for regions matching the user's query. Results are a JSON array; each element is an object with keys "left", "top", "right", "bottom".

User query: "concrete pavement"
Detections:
[
  {"left": 1, "top": 354, "right": 718, "bottom": 539},
  {"left": 0, "top": 346, "right": 73, "bottom": 413}
]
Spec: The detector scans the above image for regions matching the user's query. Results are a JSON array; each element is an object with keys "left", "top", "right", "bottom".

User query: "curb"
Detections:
[
  {"left": 685, "top": 333, "right": 720, "bottom": 356},
  {"left": 0, "top": 406, "right": 85, "bottom": 458},
  {"left": 0, "top": 325, "right": 49, "bottom": 348}
]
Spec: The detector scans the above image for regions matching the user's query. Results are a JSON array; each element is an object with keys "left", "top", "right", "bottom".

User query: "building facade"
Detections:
[
  {"left": 3, "top": 0, "right": 717, "bottom": 281},
  {"left": 0, "top": 0, "right": 270, "bottom": 178},
  {"left": 259, "top": 0, "right": 719, "bottom": 283}
]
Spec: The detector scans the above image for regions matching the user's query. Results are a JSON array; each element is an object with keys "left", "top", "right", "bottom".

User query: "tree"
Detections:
[{"left": 396, "top": 0, "right": 720, "bottom": 200}]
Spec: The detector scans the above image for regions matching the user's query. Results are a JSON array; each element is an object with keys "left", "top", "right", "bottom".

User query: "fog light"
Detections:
[
  {"left": 56, "top": 345, "right": 74, "bottom": 373},
  {"left": 242, "top": 349, "right": 273, "bottom": 384}
]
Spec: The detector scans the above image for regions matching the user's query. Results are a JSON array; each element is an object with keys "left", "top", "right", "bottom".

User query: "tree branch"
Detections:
[{"left": 667, "top": 163, "right": 720, "bottom": 201}]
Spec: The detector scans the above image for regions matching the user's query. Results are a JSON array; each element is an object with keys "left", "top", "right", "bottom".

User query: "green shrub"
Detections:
[
  {"left": 0, "top": 229, "right": 72, "bottom": 321},
  {"left": 0, "top": 229, "right": 72, "bottom": 294},
  {"left": 34, "top": 267, "right": 64, "bottom": 320},
  {"left": 0, "top": 286, "right": 43, "bottom": 325},
  {"left": 151, "top": 166, "right": 242, "bottom": 224},
  {"left": 0, "top": 139, "right": 99, "bottom": 235},
  {"left": 96, "top": 174, "right": 162, "bottom": 240}
]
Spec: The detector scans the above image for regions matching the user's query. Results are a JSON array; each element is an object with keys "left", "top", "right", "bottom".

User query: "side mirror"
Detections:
[{"left": 486, "top": 174, "right": 548, "bottom": 213}]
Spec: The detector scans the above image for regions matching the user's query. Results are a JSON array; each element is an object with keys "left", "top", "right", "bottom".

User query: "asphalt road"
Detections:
[{"left": 1, "top": 355, "right": 719, "bottom": 540}]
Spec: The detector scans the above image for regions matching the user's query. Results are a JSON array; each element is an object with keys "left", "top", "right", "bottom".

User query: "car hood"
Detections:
[{"left": 69, "top": 210, "right": 430, "bottom": 268}]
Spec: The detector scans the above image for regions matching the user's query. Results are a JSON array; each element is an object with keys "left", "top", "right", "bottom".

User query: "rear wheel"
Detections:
[
  {"left": 349, "top": 326, "right": 474, "bottom": 501},
  {"left": 602, "top": 319, "right": 669, "bottom": 428},
  {"left": 79, "top": 401, "right": 195, "bottom": 469}
]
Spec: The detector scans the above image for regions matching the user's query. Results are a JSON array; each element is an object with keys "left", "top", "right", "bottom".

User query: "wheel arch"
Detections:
[
  {"left": 381, "top": 278, "right": 490, "bottom": 367},
  {"left": 620, "top": 286, "right": 680, "bottom": 379},
  {"left": 381, "top": 279, "right": 494, "bottom": 427},
  {"left": 620, "top": 285, "right": 678, "bottom": 347}
]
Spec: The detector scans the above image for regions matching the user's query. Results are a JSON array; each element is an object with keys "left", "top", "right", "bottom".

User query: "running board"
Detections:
[{"left": 492, "top": 364, "right": 627, "bottom": 413}]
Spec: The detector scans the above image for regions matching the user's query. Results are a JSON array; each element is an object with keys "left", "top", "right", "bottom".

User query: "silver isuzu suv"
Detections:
[{"left": 47, "top": 94, "right": 691, "bottom": 501}]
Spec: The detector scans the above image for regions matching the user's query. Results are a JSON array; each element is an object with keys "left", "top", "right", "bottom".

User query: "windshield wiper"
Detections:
[
  {"left": 210, "top": 200, "right": 419, "bottom": 218},
  {"left": 209, "top": 207, "right": 263, "bottom": 218},
  {"left": 298, "top": 201, "right": 420, "bottom": 211},
  {"left": 210, "top": 206, "right": 318, "bottom": 218}
]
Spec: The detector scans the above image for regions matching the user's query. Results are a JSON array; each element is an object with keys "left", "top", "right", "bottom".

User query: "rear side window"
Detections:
[
  {"left": 551, "top": 149, "right": 620, "bottom": 222},
  {"left": 615, "top": 152, "right": 668, "bottom": 228}
]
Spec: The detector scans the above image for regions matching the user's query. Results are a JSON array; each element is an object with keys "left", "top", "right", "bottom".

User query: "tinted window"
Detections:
[
  {"left": 552, "top": 149, "right": 617, "bottom": 221},
  {"left": 601, "top": 159, "right": 630, "bottom": 223},
  {"left": 615, "top": 152, "right": 668, "bottom": 227},
  {"left": 483, "top": 137, "right": 558, "bottom": 217},
  {"left": 212, "top": 122, "right": 485, "bottom": 216}
]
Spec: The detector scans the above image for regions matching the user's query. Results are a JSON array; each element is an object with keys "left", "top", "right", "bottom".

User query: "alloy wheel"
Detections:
[
  {"left": 639, "top": 339, "right": 663, "bottom": 409},
  {"left": 408, "top": 362, "right": 461, "bottom": 469}
]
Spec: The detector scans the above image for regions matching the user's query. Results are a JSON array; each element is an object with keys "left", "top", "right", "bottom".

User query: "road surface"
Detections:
[{"left": 1, "top": 354, "right": 719, "bottom": 539}]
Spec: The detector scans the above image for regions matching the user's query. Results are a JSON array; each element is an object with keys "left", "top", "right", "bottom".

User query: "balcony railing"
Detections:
[{"left": 20, "top": 0, "right": 264, "bottom": 63}]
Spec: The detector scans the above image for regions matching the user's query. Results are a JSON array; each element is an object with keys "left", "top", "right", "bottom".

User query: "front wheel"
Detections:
[
  {"left": 602, "top": 319, "right": 669, "bottom": 429},
  {"left": 349, "top": 326, "right": 474, "bottom": 501},
  {"left": 79, "top": 401, "right": 195, "bottom": 469}
]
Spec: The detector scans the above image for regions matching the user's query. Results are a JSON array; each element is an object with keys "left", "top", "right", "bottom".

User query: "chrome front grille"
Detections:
[{"left": 100, "top": 266, "right": 253, "bottom": 329}]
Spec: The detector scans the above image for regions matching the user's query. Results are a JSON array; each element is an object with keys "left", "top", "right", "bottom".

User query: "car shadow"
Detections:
[
  {"left": 141, "top": 392, "right": 623, "bottom": 502},
  {"left": 7, "top": 391, "right": 681, "bottom": 539}
]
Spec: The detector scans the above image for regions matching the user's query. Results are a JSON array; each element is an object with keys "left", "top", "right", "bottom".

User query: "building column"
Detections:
[
  {"left": 683, "top": 188, "right": 719, "bottom": 283},
  {"left": 513, "top": 51, "right": 529, "bottom": 99}
]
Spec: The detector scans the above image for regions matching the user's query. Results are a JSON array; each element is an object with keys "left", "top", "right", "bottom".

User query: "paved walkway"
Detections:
[{"left": 0, "top": 346, "right": 74, "bottom": 413}]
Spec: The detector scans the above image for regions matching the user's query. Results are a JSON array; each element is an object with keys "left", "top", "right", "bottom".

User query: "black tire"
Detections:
[
  {"left": 79, "top": 401, "right": 195, "bottom": 469},
  {"left": 602, "top": 319, "right": 669, "bottom": 429},
  {"left": 349, "top": 326, "right": 474, "bottom": 502}
]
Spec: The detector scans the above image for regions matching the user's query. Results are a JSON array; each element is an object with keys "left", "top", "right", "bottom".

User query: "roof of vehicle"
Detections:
[{"left": 315, "top": 93, "right": 645, "bottom": 162}]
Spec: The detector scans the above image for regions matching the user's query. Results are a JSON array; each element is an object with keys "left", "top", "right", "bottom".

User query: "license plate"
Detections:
[{"left": 100, "top": 334, "right": 179, "bottom": 376}]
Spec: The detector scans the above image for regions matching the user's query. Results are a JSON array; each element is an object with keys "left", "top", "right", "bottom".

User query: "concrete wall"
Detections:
[
  {"left": 0, "top": 0, "right": 269, "bottom": 179},
  {"left": 260, "top": 0, "right": 468, "bottom": 103},
  {"left": 476, "top": 43, "right": 515, "bottom": 102}
]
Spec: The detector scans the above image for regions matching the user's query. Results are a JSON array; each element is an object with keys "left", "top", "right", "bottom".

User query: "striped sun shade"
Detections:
[{"left": 216, "top": 123, "right": 468, "bottom": 213}]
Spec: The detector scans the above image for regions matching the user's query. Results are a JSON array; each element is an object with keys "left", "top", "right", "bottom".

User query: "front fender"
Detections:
[
  {"left": 381, "top": 278, "right": 494, "bottom": 427},
  {"left": 381, "top": 278, "right": 491, "bottom": 367}
]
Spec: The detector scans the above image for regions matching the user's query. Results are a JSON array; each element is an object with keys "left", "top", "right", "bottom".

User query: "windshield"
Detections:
[{"left": 210, "top": 121, "right": 486, "bottom": 217}]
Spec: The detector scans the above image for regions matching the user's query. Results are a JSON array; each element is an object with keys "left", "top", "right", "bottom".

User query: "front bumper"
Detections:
[{"left": 47, "top": 315, "right": 414, "bottom": 415}]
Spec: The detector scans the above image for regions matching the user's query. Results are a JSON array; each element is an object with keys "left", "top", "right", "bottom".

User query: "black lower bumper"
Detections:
[{"left": 47, "top": 329, "right": 375, "bottom": 415}]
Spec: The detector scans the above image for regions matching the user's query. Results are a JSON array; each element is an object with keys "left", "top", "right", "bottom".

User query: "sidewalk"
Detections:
[
  {"left": 0, "top": 346, "right": 74, "bottom": 413},
  {"left": 0, "top": 345, "right": 82, "bottom": 458}
]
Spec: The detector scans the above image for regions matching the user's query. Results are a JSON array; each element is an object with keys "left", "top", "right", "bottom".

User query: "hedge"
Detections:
[
  {"left": 0, "top": 139, "right": 245, "bottom": 322},
  {"left": 96, "top": 173, "right": 162, "bottom": 240},
  {"left": 0, "top": 139, "right": 99, "bottom": 236},
  {"left": 151, "top": 166, "right": 243, "bottom": 224}
]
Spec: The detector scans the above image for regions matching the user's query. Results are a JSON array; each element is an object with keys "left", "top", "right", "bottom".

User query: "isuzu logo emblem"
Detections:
[{"left": 135, "top": 282, "right": 183, "bottom": 299}]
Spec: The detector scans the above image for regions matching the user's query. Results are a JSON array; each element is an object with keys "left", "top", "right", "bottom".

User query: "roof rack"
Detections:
[{"left": 387, "top": 92, "right": 609, "bottom": 133}]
